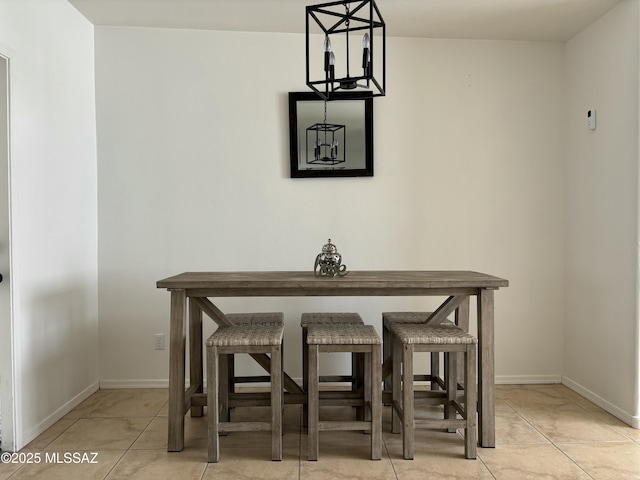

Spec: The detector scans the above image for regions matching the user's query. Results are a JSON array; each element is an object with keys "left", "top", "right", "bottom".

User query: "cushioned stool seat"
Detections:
[
  {"left": 390, "top": 324, "right": 477, "bottom": 460},
  {"left": 206, "top": 320, "right": 284, "bottom": 463},
  {"left": 306, "top": 323, "right": 382, "bottom": 461}
]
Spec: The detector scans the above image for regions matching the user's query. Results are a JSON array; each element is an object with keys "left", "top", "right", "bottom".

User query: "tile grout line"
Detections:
[
  {"left": 502, "top": 396, "right": 597, "bottom": 480},
  {"left": 552, "top": 386, "right": 638, "bottom": 442},
  {"left": 100, "top": 450, "right": 127, "bottom": 480},
  {"left": 10, "top": 386, "right": 640, "bottom": 479},
  {"left": 381, "top": 432, "right": 399, "bottom": 480},
  {"left": 104, "top": 401, "right": 170, "bottom": 480}
]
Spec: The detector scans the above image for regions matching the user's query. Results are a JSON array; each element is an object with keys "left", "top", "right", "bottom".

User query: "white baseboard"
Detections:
[
  {"left": 21, "top": 381, "right": 99, "bottom": 449},
  {"left": 96, "top": 376, "right": 639, "bottom": 429},
  {"left": 99, "top": 379, "right": 169, "bottom": 389},
  {"left": 496, "top": 375, "right": 562, "bottom": 384},
  {"left": 100, "top": 375, "right": 563, "bottom": 390},
  {"left": 561, "top": 376, "right": 639, "bottom": 428}
]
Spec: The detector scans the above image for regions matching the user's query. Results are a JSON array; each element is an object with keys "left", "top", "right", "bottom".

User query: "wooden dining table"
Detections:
[{"left": 156, "top": 270, "right": 508, "bottom": 452}]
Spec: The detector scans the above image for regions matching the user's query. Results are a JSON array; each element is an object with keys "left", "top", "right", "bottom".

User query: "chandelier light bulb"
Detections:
[
  {"left": 362, "top": 32, "right": 371, "bottom": 71},
  {"left": 362, "top": 33, "right": 370, "bottom": 49},
  {"left": 328, "top": 51, "right": 336, "bottom": 81},
  {"left": 324, "top": 36, "right": 332, "bottom": 73}
]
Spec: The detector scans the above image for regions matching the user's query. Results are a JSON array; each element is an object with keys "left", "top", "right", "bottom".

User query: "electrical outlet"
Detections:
[{"left": 154, "top": 333, "right": 165, "bottom": 350}]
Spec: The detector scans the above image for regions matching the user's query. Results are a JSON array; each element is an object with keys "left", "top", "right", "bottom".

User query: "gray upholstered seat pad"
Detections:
[
  {"left": 382, "top": 311, "right": 455, "bottom": 327},
  {"left": 206, "top": 323, "right": 284, "bottom": 347},
  {"left": 226, "top": 312, "right": 284, "bottom": 325},
  {"left": 389, "top": 324, "right": 477, "bottom": 345},
  {"left": 307, "top": 324, "right": 381, "bottom": 345},
  {"left": 301, "top": 312, "right": 364, "bottom": 327}
]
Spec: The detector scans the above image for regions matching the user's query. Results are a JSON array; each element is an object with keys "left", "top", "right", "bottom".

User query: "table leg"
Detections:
[
  {"left": 455, "top": 297, "right": 470, "bottom": 384},
  {"left": 478, "top": 288, "right": 495, "bottom": 447},
  {"left": 189, "top": 299, "right": 203, "bottom": 417},
  {"left": 168, "top": 289, "right": 187, "bottom": 452},
  {"left": 308, "top": 343, "right": 319, "bottom": 461}
]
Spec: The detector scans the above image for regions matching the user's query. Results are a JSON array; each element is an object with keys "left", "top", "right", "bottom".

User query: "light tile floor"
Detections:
[{"left": 2, "top": 385, "right": 640, "bottom": 479}]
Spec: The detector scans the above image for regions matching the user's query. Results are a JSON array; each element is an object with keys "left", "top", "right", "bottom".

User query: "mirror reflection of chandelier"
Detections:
[
  {"left": 306, "top": 0, "right": 385, "bottom": 100},
  {"left": 306, "top": 101, "right": 346, "bottom": 166}
]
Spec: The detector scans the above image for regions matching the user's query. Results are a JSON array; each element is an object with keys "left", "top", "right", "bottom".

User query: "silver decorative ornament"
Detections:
[{"left": 314, "top": 238, "right": 348, "bottom": 277}]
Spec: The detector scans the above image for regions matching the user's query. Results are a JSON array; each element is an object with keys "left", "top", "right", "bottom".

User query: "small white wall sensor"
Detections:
[{"left": 587, "top": 109, "right": 596, "bottom": 130}]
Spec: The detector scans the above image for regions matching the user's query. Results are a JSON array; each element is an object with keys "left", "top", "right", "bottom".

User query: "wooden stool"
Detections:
[
  {"left": 301, "top": 313, "right": 364, "bottom": 426},
  {"left": 383, "top": 312, "right": 442, "bottom": 394},
  {"left": 383, "top": 305, "right": 470, "bottom": 393},
  {"left": 391, "top": 324, "right": 477, "bottom": 460},
  {"left": 383, "top": 312, "right": 460, "bottom": 434},
  {"left": 223, "top": 313, "right": 284, "bottom": 412},
  {"left": 206, "top": 321, "right": 284, "bottom": 463},
  {"left": 306, "top": 323, "right": 382, "bottom": 461}
]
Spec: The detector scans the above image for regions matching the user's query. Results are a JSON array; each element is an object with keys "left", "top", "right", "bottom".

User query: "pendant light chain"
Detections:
[
  {"left": 323, "top": 100, "right": 328, "bottom": 146},
  {"left": 345, "top": 2, "right": 350, "bottom": 79}
]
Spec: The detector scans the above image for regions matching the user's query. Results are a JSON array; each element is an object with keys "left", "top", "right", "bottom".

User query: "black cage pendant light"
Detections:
[
  {"left": 306, "top": 0, "right": 385, "bottom": 100},
  {"left": 306, "top": 101, "right": 346, "bottom": 166}
]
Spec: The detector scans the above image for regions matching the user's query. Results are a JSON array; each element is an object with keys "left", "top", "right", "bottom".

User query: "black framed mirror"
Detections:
[{"left": 288, "top": 92, "right": 373, "bottom": 178}]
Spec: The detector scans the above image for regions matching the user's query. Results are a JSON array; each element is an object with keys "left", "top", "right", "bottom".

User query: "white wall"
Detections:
[
  {"left": 0, "top": 0, "right": 98, "bottom": 450},
  {"left": 564, "top": 0, "right": 640, "bottom": 426},
  {"left": 95, "top": 27, "right": 565, "bottom": 386}
]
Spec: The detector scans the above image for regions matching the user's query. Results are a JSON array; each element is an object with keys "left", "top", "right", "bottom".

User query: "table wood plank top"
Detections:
[{"left": 157, "top": 270, "right": 509, "bottom": 296}]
